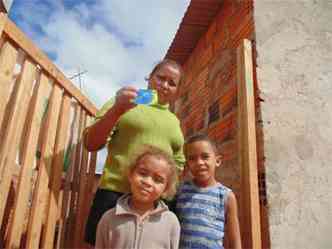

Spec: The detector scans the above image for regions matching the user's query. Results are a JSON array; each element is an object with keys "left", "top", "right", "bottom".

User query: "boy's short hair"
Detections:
[
  {"left": 128, "top": 145, "right": 178, "bottom": 199},
  {"left": 184, "top": 133, "right": 218, "bottom": 154}
]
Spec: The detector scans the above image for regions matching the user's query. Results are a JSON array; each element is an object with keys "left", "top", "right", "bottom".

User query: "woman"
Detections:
[{"left": 84, "top": 59, "right": 185, "bottom": 246}]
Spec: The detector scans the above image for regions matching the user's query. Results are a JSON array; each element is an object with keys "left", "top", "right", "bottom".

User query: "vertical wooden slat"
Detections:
[
  {"left": 73, "top": 112, "right": 90, "bottom": 248},
  {"left": 41, "top": 94, "right": 71, "bottom": 249},
  {"left": 0, "top": 59, "right": 36, "bottom": 225},
  {"left": 0, "top": 13, "right": 7, "bottom": 38},
  {"left": 237, "top": 39, "right": 262, "bottom": 249},
  {"left": 83, "top": 116, "right": 98, "bottom": 225},
  {"left": 84, "top": 116, "right": 97, "bottom": 197},
  {"left": 0, "top": 42, "right": 18, "bottom": 154},
  {"left": 86, "top": 152, "right": 98, "bottom": 211},
  {"left": 58, "top": 103, "right": 81, "bottom": 249},
  {"left": 67, "top": 108, "right": 85, "bottom": 247},
  {"left": 25, "top": 84, "right": 63, "bottom": 249},
  {"left": 65, "top": 107, "right": 83, "bottom": 248},
  {"left": 55, "top": 188, "right": 64, "bottom": 249},
  {"left": 5, "top": 73, "right": 52, "bottom": 249}
]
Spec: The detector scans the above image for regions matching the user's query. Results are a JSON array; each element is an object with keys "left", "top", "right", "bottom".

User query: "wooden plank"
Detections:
[
  {"left": 0, "top": 42, "right": 18, "bottom": 151},
  {"left": 65, "top": 107, "right": 83, "bottom": 248},
  {"left": 67, "top": 109, "right": 85, "bottom": 248},
  {"left": 25, "top": 84, "right": 63, "bottom": 249},
  {"left": 2, "top": 18, "right": 97, "bottom": 116},
  {"left": 55, "top": 188, "right": 64, "bottom": 249},
  {"left": 5, "top": 73, "right": 52, "bottom": 249},
  {"left": 57, "top": 103, "right": 77, "bottom": 249},
  {"left": 58, "top": 103, "right": 81, "bottom": 249},
  {"left": 0, "top": 59, "right": 36, "bottom": 226},
  {"left": 73, "top": 112, "right": 90, "bottom": 248},
  {"left": 236, "top": 39, "right": 261, "bottom": 249},
  {"left": 40, "top": 94, "right": 71, "bottom": 249},
  {"left": 82, "top": 148, "right": 98, "bottom": 242},
  {"left": 0, "top": 13, "right": 7, "bottom": 38},
  {"left": 85, "top": 116, "right": 98, "bottom": 204},
  {"left": 0, "top": 173, "right": 16, "bottom": 249},
  {"left": 84, "top": 144, "right": 98, "bottom": 218}
]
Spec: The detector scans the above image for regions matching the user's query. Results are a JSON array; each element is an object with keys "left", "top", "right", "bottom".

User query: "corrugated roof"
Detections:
[{"left": 165, "top": 0, "right": 224, "bottom": 65}]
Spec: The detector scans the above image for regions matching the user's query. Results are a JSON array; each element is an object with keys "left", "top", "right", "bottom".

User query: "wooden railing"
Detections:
[{"left": 0, "top": 13, "right": 99, "bottom": 248}]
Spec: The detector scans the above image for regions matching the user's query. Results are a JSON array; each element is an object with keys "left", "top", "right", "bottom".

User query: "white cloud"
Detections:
[
  {"left": 10, "top": 0, "right": 190, "bottom": 173},
  {"left": 13, "top": 0, "right": 190, "bottom": 107}
]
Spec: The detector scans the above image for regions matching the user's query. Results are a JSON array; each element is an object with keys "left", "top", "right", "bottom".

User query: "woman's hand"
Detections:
[
  {"left": 84, "top": 86, "right": 138, "bottom": 151},
  {"left": 112, "top": 86, "right": 138, "bottom": 115}
]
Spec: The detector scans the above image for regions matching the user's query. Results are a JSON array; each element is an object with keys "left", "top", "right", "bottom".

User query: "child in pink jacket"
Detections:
[{"left": 96, "top": 145, "right": 180, "bottom": 249}]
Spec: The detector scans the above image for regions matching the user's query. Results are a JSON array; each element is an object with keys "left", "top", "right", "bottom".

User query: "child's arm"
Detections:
[
  {"left": 224, "top": 191, "right": 242, "bottom": 249},
  {"left": 170, "top": 214, "right": 181, "bottom": 249},
  {"left": 95, "top": 214, "right": 109, "bottom": 249}
]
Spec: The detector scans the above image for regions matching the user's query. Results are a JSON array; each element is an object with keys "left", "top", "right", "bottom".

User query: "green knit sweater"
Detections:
[{"left": 94, "top": 98, "right": 185, "bottom": 193}]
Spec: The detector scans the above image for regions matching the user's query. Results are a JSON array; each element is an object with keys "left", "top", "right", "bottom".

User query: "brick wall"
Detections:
[
  {"left": 175, "top": 0, "right": 254, "bottom": 195},
  {"left": 173, "top": 0, "right": 269, "bottom": 247}
]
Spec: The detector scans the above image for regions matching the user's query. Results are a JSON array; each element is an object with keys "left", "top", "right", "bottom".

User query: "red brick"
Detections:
[{"left": 220, "top": 84, "right": 237, "bottom": 115}]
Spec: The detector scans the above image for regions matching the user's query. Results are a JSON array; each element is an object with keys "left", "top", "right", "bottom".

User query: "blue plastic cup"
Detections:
[{"left": 134, "top": 89, "right": 154, "bottom": 105}]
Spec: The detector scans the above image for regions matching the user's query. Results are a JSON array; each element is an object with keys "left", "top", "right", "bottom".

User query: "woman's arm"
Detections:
[
  {"left": 84, "top": 86, "right": 137, "bottom": 151},
  {"left": 224, "top": 191, "right": 242, "bottom": 249}
]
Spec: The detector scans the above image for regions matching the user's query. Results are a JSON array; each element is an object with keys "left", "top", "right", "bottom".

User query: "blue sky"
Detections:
[
  {"left": 9, "top": 0, "right": 190, "bottom": 173},
  {"left": 9, "top": 0, "right": 190, "bottom": 107}
]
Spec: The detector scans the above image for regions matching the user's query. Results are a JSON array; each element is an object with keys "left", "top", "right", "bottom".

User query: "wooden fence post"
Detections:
[
  {"left": 237, "top": 39, "right": 262, "bottom": 249},
  {"left": 0, "top": 13, "right": 7, "bottom": 37}
]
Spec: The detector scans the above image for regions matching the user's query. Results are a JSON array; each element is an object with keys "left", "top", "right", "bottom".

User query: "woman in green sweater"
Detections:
[{"left": 84, "top": 59, "right": 185, "bottom": 246}]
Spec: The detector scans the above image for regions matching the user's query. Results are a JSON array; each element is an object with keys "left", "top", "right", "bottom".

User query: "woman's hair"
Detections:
[
  {"left": 147, "top": 59, "right": 184, "bottom": 86},
  {"left": 128, "top": 145, "right": 178, "bottom": 199}
]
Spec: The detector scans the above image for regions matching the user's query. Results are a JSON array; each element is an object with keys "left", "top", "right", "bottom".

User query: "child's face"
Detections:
[
  {"left": 149, "top": 64, "right": 181, "bottom": 105},
  {"left": 185, "top": 141, "right": 221, "bottom": 187},
  {"left": 129, "top": 154, "right": 170, "bottom": 204}
]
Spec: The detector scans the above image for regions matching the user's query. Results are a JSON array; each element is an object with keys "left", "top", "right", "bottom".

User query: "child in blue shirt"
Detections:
[{"left": 175, "top": 134, "right": 242, "bottom": 249}]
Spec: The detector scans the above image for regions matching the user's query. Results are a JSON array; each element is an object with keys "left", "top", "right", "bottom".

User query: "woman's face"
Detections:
[{"left": 149, "top": 64, "right": 181, "bottom": 105}]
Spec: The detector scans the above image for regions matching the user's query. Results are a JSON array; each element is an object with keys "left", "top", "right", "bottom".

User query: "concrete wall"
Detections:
[{"left": 254, "top": 1, "right": 332, "bottom": 248}]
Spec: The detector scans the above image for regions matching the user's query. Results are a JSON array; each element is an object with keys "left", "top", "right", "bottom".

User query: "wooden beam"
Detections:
[
  {"left": 67, "top": 107, "right": 85, "bottom": 248},
  {"left": 41, "top": 94, "right": 71, "bottom": 249},
  {"left": 0, "top": 13, "right": 6, "bottom": 37},
  {"left": 58, "top": 103, "right": 81, "bottom": 248},
  {"left": 0, "top": 41, "right": 18, "bottom": 147},
  {"left": 237, "top": 39, "right": 262, "bottom": 249},
  {"left": 73, "top": 113, "right": 90, "bottom": 248},
  {"left": 2, "top": 18, "right": 97, "bottom": 116},
  {"left": 0, "top": 59, "right": 37, "bottom": 226}
]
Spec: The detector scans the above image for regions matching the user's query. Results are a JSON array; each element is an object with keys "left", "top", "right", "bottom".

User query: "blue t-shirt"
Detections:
[{"left": 175, "top": 181, "right": 231, "bottom": 249}]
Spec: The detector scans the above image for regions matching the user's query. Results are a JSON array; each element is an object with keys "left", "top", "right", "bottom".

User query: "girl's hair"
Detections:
[
  {"left": 128, "top": 145, "right": 178, "bottom": 199},
  {"left": 146, "top": 59, "right": 184, "bottom": 86}
]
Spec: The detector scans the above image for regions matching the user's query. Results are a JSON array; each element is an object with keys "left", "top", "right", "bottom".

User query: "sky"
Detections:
[{"left": 9, "top": 0, "right": 190, "bottom": 173}]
